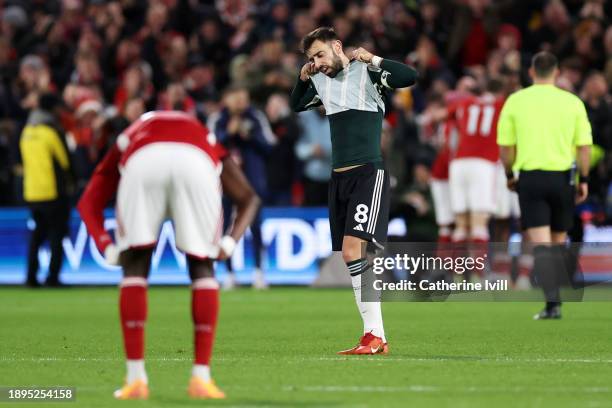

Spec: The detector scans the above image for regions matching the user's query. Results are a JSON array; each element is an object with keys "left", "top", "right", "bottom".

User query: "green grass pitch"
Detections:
[{"left": 1, "top": 287, "right": 611, "bottom": 407}]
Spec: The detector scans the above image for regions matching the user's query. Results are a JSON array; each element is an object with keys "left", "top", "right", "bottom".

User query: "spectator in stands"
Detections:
[
  {"left": 17, "top": 55, "right": 53, "bottom": 120},
  {"left": 392, "top": 159, "right": 438, "bottom": 242},
  {"left": 0, "top": 0, "right": 610, "bottom": 244},
  {"left": 295, "top": 107, "right": 331, "bottom": 207},
  {"left": 113, "top": 63, "right": 154, "bottom": 113},
  {"left": 208, "top": 85, "right": 275, "bottom": 289},
  {"left": 20, "top": 93, "right": 72, "bottom": 287},
  {"left": 264, "top": 93, "right": 300, "bottom": 206},
  {"left": 580, "top": 72, "right": 612, "bottom": 203},
  {"left": 157, "top": 81, "right": 196, "bottom": 116}
]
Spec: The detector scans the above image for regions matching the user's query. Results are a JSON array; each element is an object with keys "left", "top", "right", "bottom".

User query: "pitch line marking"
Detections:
[
  {"left": 3, "top": 356, "right": 612, "bottom": 365},
  {"left": 290, "top": 385, "right": 612, "bottom": 394}
]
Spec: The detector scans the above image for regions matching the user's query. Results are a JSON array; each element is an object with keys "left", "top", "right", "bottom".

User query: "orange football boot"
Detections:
[
  {"left": 337, "top": 332, "right": 389, "bottom": 355},
  {"left": 188, "top": 376, "right": 226, "bottom": 399},
  {"left": 113, "top": 379, "right": 149, "bottom": 400}
]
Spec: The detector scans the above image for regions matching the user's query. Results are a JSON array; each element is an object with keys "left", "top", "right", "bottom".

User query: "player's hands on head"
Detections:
[
  {"left": 104, "top": 244, "right": 120, "bottom": 266},
  {"left": 352, "top": 47, "right": 374, "bottom": 64},
  {"left": 300, "top": 62, "right": 316, "bottom": 82},
  {"left": 576, "top": 182, "right": 588, "bottom": 204}
]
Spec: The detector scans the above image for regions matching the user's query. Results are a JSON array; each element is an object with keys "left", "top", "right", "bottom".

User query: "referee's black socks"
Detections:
[
  {"left": 533, "top": 243, "right": 586, "bottom": 309},
  {"left": 532, "top": 245, "right": 561, "bottom": 309}
]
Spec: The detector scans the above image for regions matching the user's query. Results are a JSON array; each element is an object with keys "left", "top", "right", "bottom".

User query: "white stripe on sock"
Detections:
[
  {"left": 126, "top": 359, "right": 148, "bottom": 384},
  {"left": 192, "top": 277, "right": 219, "bottom": 290},
  {"left": 120, "top": 277, "right": 147, "bottom": 288},
  {"left": 192, "top": 364, "right": 211, "bottom": 381}
]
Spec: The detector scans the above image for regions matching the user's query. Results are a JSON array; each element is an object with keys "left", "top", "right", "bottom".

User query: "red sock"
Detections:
[
  {"left": 438, "top": 226, "right": 452, "bottom": 243},
  {"left": 119, "top": 277, "right": 148, "bottom": 360},
  {"left": 192, "top": 278, "right": 219, "bottom": 366}
]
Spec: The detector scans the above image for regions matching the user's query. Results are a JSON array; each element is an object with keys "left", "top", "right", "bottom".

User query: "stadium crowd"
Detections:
[{"left": 1, "top": 0, "right": 612, "bottom": 238}]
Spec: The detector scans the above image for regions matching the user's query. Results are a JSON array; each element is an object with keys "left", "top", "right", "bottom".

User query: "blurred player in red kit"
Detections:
[
  {"left": 448, "top": 78, "right": 506, "bottom": 248},
  {"left": 77, "top": 111, "right": 259, "bottom": 400}
]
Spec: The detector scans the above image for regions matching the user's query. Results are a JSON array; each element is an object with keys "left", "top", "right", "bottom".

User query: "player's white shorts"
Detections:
[
  {"left": 431, "top": 179, "right": 454, "bottom": 226},
  {"left": 115, "top": 142, "right": 223, "bottom": 258},
  {"left": 449, "top": 158, "right": 497, "bottom": 214},
  {"left": 494, "top": 162, "right": 520, "bottom": 219}
]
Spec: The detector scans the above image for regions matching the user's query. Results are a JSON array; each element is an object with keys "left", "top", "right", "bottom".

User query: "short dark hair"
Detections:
[
  {"left": 486, "top": 77, "right": 504, "bottom": 94},
  {"left": 301, "top": 27, "right": 338, "bottom": 54},
  {"left": 38, "top": 92, "right": 63, "bottom": 112},
  {"left": 222, "top": 83, "right": 248, "bottom": 97},
  {"left": 531, "top": 51, "right": 558, "bottom": 78}
]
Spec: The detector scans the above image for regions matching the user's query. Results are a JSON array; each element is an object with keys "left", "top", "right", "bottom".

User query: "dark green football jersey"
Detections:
[{"left": 290, "top": 59, "right": 417, "bottom": 169}]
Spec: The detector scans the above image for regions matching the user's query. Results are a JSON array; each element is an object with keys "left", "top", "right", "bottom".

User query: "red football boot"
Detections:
[{"left": 337, "top": 332, "right": 389, "bottom": 355}]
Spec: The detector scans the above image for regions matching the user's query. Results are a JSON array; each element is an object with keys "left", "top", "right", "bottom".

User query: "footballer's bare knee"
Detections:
[
  {"left": 342, "top": 235, "right": 365, "bottom": 263},
  {"left": 187, "top": 256, "right": 215, "bottom": 281},
  {"left": 120, "top": 247, "right": 153, "bottom": 278}
]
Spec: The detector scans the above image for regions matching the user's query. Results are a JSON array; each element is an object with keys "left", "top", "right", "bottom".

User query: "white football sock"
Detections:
[
  {"left": 350, "top": 272, "right": 386, "bottom": 343},
  {"left": 126, "top": 359, "right": 147, "bottom": 384},
  {"left": 192, "top": 364, "right": 211, "bottom": 381}
]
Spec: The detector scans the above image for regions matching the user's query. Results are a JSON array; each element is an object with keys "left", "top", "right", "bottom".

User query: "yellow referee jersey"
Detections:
[
  {"left": 497, "top": 84, "right": 592, "bottom": 171},
  {"left": 20, "top": 122, "right": 70, "bottom": 202}
]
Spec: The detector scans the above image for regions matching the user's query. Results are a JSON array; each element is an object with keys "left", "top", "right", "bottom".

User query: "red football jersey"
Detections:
[
  {"left": 77, "top": 111, "right": 227, "bottom": 253},
  {"left": 431, "top": 116, "right": 460, "bottom": 180},
  {"left": 451, "top": 95, "right": 505, "bottom": 163},
  {"left": 117, "top": 110, "right": 226, "bottom": 166}
]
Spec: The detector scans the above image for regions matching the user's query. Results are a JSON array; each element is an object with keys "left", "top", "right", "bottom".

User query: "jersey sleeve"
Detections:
[
  {"left": 209, "top": 131, "right": 229, "bottom": 161},
  {"left": 77, "top": 144, "right": 121, "bottom": 253},
  {"left": 368, "top": 59, "right": 418, "bottom": 89},
  {"left": 289, "top": 76, "right": 322, "bottom": 112},
  {"left": 574, "top": 99, "right": 593, "bottom": 146},
  {"left": 497, "top": 96, "right": 517, "bottom": 146}
]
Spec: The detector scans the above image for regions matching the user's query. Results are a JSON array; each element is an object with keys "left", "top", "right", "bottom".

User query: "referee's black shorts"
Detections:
[
  {"left": 517, "top": 170, "right": 575, "bottom": 232},
  {"left": 328, "top": 163, "right": 390, "bottom": 251}
]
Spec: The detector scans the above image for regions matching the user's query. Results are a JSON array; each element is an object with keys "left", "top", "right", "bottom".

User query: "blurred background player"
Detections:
[
  {"left": 427, "top": 96, "right": 455, "bottom": 244},
  {"left": 20, "top": 93, "right": 73, "bottom": 287},
  {"left": 208, "top": 85, "right": 275, "bottom": 289},
  {"left": 77, "top": 111, "right": 259, "bottom": 399},
  {"left": 291, "top": 27, "right": 417, "bottom": 355},
  {"left": 447, "top": 77, "right": 506, "bottom": 276}
]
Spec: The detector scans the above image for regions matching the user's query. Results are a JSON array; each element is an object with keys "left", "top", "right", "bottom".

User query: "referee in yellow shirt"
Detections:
[
  {"left": 497, "top": 51, "right": 592, "bottom": 319},
  {"left": 20, "top": 93, "right": 72, "bottom": 287}
]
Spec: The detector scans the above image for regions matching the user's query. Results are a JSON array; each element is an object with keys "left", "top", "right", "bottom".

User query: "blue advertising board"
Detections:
[
  {"left": 0, "top": 207, "right": 335, "bottom": 285},
  {"left": 3, "top": 206, "right": 611, "bottom": 285}
]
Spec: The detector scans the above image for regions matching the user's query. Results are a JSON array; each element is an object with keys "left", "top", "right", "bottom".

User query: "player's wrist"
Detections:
[
  {"left": 220, "top": 235, "right": 236, "bottom": 257},
  {"left": 371, "top": 56, "right": 383, "bottom": 68},
  {"left": 579, "top": 174, "right": 589, "bottom": 184},
  {"left": 104, "top": 244, "right": 120, "bottom": 266},
  {"left": 505, "top": 170, "right": 515, "bottom": 180}
]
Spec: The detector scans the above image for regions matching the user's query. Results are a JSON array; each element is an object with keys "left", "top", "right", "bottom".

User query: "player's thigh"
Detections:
[
  {"left": 431, "top": 179, "right": 454, "bottom": 226},
  {"left": 344, "top": 165, "right": 388, "bottom": 249},
  {"left": 116, "top": 145, "right": 170, "bottom": 252},
  {"left": 169, "top": 145, "right": 223, "bottom": 259},
  {"left": 466, "top": 159, "right": 496, "bottom": 213},
  {"left": 517, "top": 172, "right": 551, "bottom": 230},
  {"left": 449, "top": 160, "right": 468, "bottom": 214}
]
